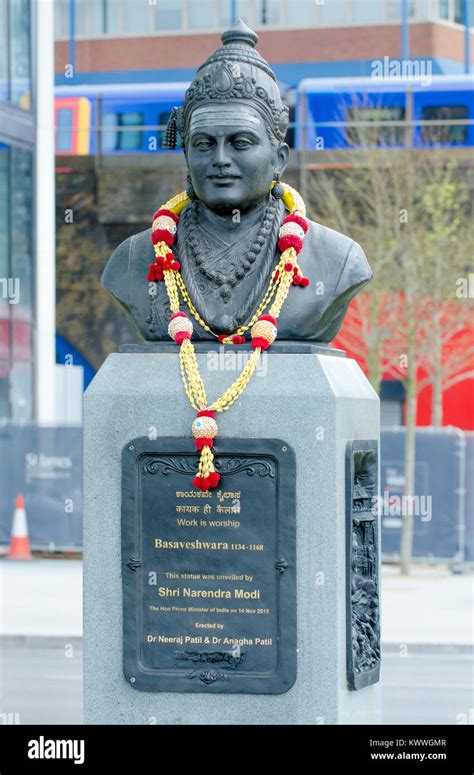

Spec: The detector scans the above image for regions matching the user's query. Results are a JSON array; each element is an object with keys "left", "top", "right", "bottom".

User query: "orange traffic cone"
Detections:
[{"left": 7, "top": 494, "right": 32, "bottom": 560}]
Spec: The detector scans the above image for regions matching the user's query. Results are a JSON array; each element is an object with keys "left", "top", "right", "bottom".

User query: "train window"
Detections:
[
  {"left": 102, "top": 111, "right": 144, "bottom": 151},
  {"left": 56, "top": 108, "right": 73, "bottom": 152},
  {"left": 102, "top": 113, "right": 119, "bottom": 152},
  {"left": 118, "top": 112, "right": 144, "bottom": 151},
  {"left": 346, "top": 106, "right": 405, "bottom": 146},
  {"left": 421, "top": 105, "right": 468, "bottom": 145}
]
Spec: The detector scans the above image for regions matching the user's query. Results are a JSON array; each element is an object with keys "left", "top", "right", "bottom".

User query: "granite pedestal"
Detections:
[{"left": 83, "top": 346, "right": 381, "bottom": 724}]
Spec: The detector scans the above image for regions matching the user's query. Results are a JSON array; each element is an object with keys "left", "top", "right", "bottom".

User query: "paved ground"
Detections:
[
  {"left": 381, "top": 565, "right": 474, "bottom": 646},
  {"left": 381, "top": 647, "right": 474, "bottom": 725},
  {"left": 0, "top": 559, "right": 82, "bottom": 637},
  {"left": 0, "top": 643, "right": 471, "bottom": 725},
  {"left": 0, "top": 642, "right": 83, "bottom": 725}
]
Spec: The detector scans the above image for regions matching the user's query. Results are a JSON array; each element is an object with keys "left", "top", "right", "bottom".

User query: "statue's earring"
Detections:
[
  {"left": 271, "top": 172, "right": 284, "bottom": 199},
  {"left": 186, "top": 173, "right": 197, "bottom": 201}
]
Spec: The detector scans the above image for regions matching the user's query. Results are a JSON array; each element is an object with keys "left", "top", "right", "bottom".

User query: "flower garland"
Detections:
[{"left": 148, "top": 182, "right": 310, "bottom": 490}]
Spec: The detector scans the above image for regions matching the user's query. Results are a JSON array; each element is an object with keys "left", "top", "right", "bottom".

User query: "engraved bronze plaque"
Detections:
[
  {"left": 122, "top": 437, "right": 296, "bottom": 694},
  {"left": 346, "top": 439, "right": 381, "bottom": 690}
]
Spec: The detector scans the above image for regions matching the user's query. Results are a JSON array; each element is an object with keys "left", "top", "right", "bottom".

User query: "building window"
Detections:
[
  {"left": 89, "top": 0, "right": 106, "bottom": 35},
  {"left": 439, "top": 0, "right": 450, "bottom": 19},
  {"left": 188, "top": 0, "right": 217, "bottom": 28},
  {"left": 387, "top": 0, "right": 416, "bottom": 20},
  {"left": 73, "top": 0, "right": 87, "bottom": 35},
  {"left": 454, "top": 0, "right": 472, "bottom": 23},
  {"left": 286, "top": 0, "right": 316, "bottom": 27},
  {"left": 254, "top": 0, "right": 280, "bottom": 25},
  {"left": 0, "top": 143, "right": 34, "bottom": 422},
  {"left": 219, "top": 0, "right": 250, "bottom": 26},
  {"left": 0, "top": 0, "right": 32, "bottom": 109},
  {"left": 155, "top": 0, "right": 182, "bottom": 31},
  {"left": 0, "top": 145, "right": 9, "bottom": 417},
  {"left": 0, "top": 0, "right": 8, "bottom": 103},
  {"left": 380, "top": 380, "right": 405, "bottom": 427},
  {"left": 352, "top": 0, "right": 385, "bottom": 23},
  {"left": 319, "top": 0, "right": 347, "bottom": 25},
  {"left": 54, "top": 0, "right": 474, "bottom": 37},
  {"left": 124, "top": 0, "right": 152, "bottom": 34}
]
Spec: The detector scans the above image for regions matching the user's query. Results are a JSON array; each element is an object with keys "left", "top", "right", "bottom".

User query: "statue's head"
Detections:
[{"left": 164, "top": 20, "right": 290, "bottom": 214}]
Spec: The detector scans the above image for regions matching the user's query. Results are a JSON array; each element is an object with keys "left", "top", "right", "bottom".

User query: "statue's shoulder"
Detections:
[
  {"left": 304, "top": 219, "right": 373, "bottom": 294},
  {"left": 100, "top": 228, "right": 153, "bottom": 305}
]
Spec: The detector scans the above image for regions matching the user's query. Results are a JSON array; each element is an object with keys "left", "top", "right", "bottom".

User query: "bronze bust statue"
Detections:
[{"left": 101, "top": 20, "right": 372, "bottom": 343}]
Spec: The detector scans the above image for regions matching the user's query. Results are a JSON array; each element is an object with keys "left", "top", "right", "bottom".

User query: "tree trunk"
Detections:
[
  {"left": 431, "top": 302, "right": 443, "bottom": 427},
  {"left": 400, "top": 321, "right": 417, "bottom": 576},
  {"left": 368, "top": 292, "right": 382, "bottom": 392}
]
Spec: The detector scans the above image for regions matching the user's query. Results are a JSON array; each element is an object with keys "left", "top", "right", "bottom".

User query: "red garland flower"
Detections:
[
  {"left": 147, "top": 264, "right": 164, "bottom": 282},
  {"left": 152, "top": 229, "right": 175, "bottom": 247},
  {"left": 278, "top": 234, "right": 304, "bottom": 254},
  {"left": 193, "top": 472, "right": 221, "bottom": 490}
]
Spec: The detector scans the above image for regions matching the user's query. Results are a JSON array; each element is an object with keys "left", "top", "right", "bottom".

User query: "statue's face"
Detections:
[{"left": 185, "top": 105, "right": 288, "bottom": 214}]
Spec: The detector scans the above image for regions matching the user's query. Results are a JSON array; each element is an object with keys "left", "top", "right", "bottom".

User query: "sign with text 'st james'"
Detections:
[{"left": 121, "top": 437, "right": 296, "bottom": 694}]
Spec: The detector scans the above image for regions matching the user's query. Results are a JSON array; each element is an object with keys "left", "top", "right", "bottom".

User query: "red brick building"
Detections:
[{"left": 55, "top": 1, "right": 473, "bottom": 86}]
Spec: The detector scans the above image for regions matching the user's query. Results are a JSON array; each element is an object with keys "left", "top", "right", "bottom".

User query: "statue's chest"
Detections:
[
  {"left": 179, "top": 255, "right": 274, "bottom": 334},
  {"left": 175, "top": 206, "right": 281, "bottom": 335}
]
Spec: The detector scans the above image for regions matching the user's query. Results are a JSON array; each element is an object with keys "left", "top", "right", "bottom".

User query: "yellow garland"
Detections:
[{"left": 152, "top": 182, "right": 306, "bottom": 487}]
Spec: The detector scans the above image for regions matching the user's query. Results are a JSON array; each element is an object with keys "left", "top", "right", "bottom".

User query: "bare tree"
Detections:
[
  {"left": 413, "top": 154, "right": 474, "bottom": 425},
  {"left": 307, "top": 137, "right": 473, "bottom": 574}
]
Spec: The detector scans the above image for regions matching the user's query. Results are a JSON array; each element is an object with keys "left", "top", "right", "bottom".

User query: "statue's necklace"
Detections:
[
  {"left": 185, "top": 196, "right": 281, "bottom": 302},
  {"left": 148, "top": 182, "right": 310, "bottom": 490}
]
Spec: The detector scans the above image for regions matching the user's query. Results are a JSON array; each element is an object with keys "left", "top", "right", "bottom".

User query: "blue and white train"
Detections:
[{"left": 54, "top": 75, "right": 473, "bottom": 155}]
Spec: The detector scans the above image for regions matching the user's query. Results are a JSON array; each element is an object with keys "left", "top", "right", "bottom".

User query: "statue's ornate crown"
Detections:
[{"left": 162, "top": 19, "right": 289, "bottom": 149}]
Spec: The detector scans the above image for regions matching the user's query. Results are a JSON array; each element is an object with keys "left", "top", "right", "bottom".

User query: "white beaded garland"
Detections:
[
  {"left": 251, "top": 319, "right": 278, "bottom": 345},
  {"left": 168, "top": 316, "right": 193, "bottom": 341},
  {"left": 192, "top": 416, "right": 218, "bottom": 439},
  {"left": 279, "top": 221, "right": 305, "bottom": 240},
  {"left": 153, "top": 215, "right": 178, "bottom": 234}
]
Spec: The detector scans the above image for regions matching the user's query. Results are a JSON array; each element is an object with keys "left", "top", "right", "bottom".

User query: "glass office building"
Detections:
[
  {"left": 0, "top": 0, "right": 35, "bottom": 422},
  {"left": 55, "top": 0, "right": 474, "bottom": 36}
]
